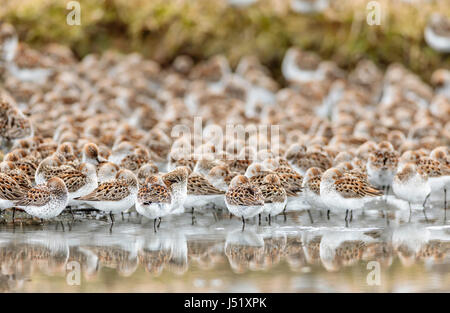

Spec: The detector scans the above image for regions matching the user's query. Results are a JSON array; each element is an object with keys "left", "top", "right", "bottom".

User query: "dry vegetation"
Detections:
[{"left": 1, "top": 0, "right": 449, "bottom": 83}]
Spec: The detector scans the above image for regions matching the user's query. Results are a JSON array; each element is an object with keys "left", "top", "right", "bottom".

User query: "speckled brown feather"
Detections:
[
  {"left": 417, "top": 157, "right": 447, "bottom": 177},
  {"left": 14, "top": 160, "right": 37, "bottom": 181},
  {"left": 188, "top": 173, "right": 225, "bottom": 195},
  {"left": 249, "top": 171, "right": 273, "bottom": 187},
  {"left": 14, "top": 185, "right": 51, "bottom": 207},
  {"left": 292, "top": 152, "right": 332, "bottom": 171},
  {"left": 120, "top": 154, "right": 148, "bottom": 172},
  {"left": 305, "top": 175, "right": 321, "bottom": 195},
  {"left": 277, "top": 172, "right": 303, "bottom": 196},
  {"left": 259, "top": 182, "right": 286, "bottom": 203},
  {"left": 369, "top": 150, "right": 399, "bottom": 170},
  {"left": 0, "top": 173, "right": 27, "bottom": 201},
  {"left": 334, "top": 176, "right": 382, "bottom": 198},
  {"left": 57, "top": 170, "right": 89, "bottom": 193},
  {"left": 174, "top": 159, "right": 196, "bottom": 171},
  {"left": 138, "top": 184, "right": 172, "bottom": 204},
  {"left": 226, "top": 183, "right": 264, "bottom": 206},
  {"left": 2, "top": 168, "right": 32, "bottom": 190},
  {"left": 41, "top": 165, "right": 75, "bottom": 181},
  {"left": 76, "top": 181, "right": 130, "bottom": 201},
  {"left": 226, "top": 159, "right": 251, "bottom": 174}
]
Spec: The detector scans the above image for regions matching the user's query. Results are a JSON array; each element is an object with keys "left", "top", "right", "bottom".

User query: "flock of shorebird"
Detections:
[{"left": 0, "top": 24, "right": 449, "bottom": 231}]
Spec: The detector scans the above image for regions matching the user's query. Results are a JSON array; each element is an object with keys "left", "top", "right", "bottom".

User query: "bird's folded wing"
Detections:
[
  {"left": 188, "top": 174, "right": 225, "bottom": 195},
  {"left": 15, "top": 187, "right": 50, "bottom": 207},
  {"left": 335, "top": 177, "right": 382, "bottom": 198},
  {"left": 76, "top": 181, "right": 129, "bottom": 201},
  {"left": 59, "top": 171, "right": 87, "bottom": 193},
  {"left": 139, "top": 184, "right": 172, "bottom": 204},
  {"left": 0, "top": 174, "right": 27, "bottom": 201}
]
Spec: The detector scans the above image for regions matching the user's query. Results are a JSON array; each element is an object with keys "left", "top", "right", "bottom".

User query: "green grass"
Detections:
[{"left": 1, "top": 0, "right": 449, "bottom": 82}]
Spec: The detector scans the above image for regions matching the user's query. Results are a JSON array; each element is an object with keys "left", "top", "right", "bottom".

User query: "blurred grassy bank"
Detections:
[{"left": 1, "top": 0, "right": 449, "bottom": 82}]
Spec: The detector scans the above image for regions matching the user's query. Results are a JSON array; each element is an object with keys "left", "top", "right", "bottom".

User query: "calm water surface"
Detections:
[{"left": 0, "top": 196, "right": 449, "bottom": 292}]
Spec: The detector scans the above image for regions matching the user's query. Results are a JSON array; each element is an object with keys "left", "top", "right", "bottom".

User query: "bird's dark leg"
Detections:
[
  {"left": 153, "top": 218, "right": 157, "bottom": 233},
  {"left": 327, "top": 210, "right": 330, "bottom": 220},
  {"left": 444, "top": 188, "right": 447, "bottom": 223},
  {"left": 423, "top": 193, "right": 431, "bottom": 209},
  {"left": 69, "top": 206, "right": 75, "bottom": 221},
  {"left": 60, "top": 221, "right": 65, "bottom": 232},
  {"left": 241, "top": 216, "right": 246, "bottom": 232},
  {"left": 12, "top": 208, "right": 15, "bottom": 224},
  {"left": 307, "top": 209, "right": 314, "bottom": 224},
  {"left": 345, "top": 209, "right": 349, "bottom": 222},
  {"left": 268, "top": 214, "right": 271, "bottom": 226},
  {"left": 408, "top": 202, "right": 412, "bottom": 223},
  {"left": 258, "top": 214, "right": 261, "bottom": 226},
  {"left": 191, "top": 207, "right": 196, "bottom": 225},
  {"left": 121, "top": 212, "right": 124, "bottom": 221},
  {"left": 110, "top": 212, "right": 115, "bottom": 224},
  {"left": 229, "top": 213, "right": 233, "bottom": 219},
  {"left": 423, "top": 194, "right": 430, "bottom": 223},
  {"left": 349, "top": 210, "right": 353, "bottom": 223},
  {"left": 158, "top": 217, "right": 162, "bottom": 228}
]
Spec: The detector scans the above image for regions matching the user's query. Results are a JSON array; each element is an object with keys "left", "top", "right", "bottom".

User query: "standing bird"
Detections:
[
  {"left": 14, "top": 177, "right": 68, "bottom": 221},
  {"left": 55, "top": 163, "right": 98, "bottom": 206},
  {"left": 302, "top": 167, "right": 328, "bottom": 218},
  {"left": 225, "top": 175, "right": 264, "bottom": 231},
  {"left": 161, "top": 167, "right": 189, "bottom": 215},
  {"left": 136, "top": 175, "right": 172, "bottom": 232},
  {"left": 259, "top": 174, "right": 287, "bottom": 225},
  {"left": 429, "top": 147, "right": 450, "bottom": 216},
  {"left": 320, "top": 168, "right": 382, "bottom": 226},
  {"left": 75, "top": 169, "right": 138, "bottom": 224},
  {"left": 417, "top": 156, "right": 450, "bottom": 219},
  {"left": 392, "top": 163, "right": 431, "bottom": 221},
  {"left": 366, "top": 144, "right": 399, "bottom": 197},
  {"left": 184, "top": 172, "right": 225, "bottom": 224}
]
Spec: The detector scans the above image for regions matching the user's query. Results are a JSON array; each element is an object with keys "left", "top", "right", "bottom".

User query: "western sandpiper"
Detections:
[
  {"left": 15, "top": 177, "right": 68, "bottom": 220},
  {"left": 321, "top": 168, "right": 382, "bottom": 225},
  {"left": 136, "top": 175, "right": 172, "bottom": 232},
  {"left": 184, "top": 172, "right": 225, "bottom": 224},
  {"left": 225, "top": 175, "right": 264, "bottom": 230},
  {"left": 161, "top": 167, "right": 189, "bottom": 215},
  {"left": 392, "top": 163, "right": 431, "bottom": 221},
  {"left": 76, "top": 169, "right": 138, "bottom": 223},
  {"left": 259, "top": 174, "right": 287, "bottom": 225}
]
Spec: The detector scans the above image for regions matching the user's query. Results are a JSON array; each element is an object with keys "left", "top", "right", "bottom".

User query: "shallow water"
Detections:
[{"left": 0, "top": 196, "right": 449, "bottom": 292}]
